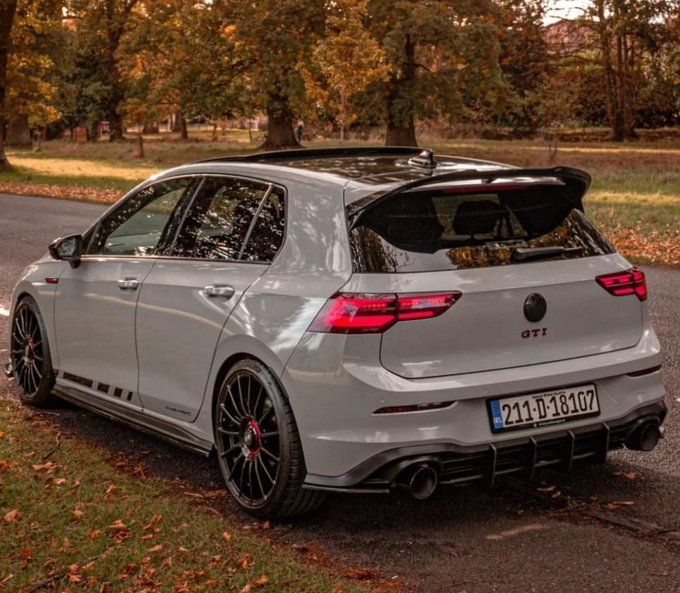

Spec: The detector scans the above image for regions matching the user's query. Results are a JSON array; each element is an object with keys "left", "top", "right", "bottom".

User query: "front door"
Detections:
[
  {"left": 136, "top": 176, "right": 286, "bottom": 421},
  {"left": 53, "top": 177, "right": 193, "bottom": 403}
]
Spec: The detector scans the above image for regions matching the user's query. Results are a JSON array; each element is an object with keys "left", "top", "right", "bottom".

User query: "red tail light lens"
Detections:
[
  {"left": 309, "top": 292, "right": 461, "bottom": 334},
  {"left": 596, "top": 268, "right": 647, "bottom": 301}
]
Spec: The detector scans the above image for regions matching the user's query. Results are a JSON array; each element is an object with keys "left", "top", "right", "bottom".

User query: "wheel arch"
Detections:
[{"left": 205, "top": 339, "right": 291, "bottom": 429}]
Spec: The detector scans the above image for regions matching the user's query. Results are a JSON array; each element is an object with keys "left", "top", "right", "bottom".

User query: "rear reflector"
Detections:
[
  {"left": 596, "top": 268, "right": 647, "bottom": 301},
  {"left": 374, "top": 401, "right": 454, "bottom": 414},
  {"left": 627, "top": 365, "right": 662, "bottom": 377},
  {"left": 309, "top": 292, "right": 462, "bottom": 334}
]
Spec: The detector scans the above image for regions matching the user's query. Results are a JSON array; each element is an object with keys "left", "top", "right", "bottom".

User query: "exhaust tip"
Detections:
[
  {"left": 626, "top": 418, "right": 663, "bottom": 451},
  {"left": 396, "top": 464, "right": 438, "bottom": 500}
]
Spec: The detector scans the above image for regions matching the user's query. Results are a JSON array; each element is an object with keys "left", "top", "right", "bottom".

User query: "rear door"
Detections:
[
  {"left": 135, "top": 176, "right": 286, "bottom": 421},
  {"left": 347, "top": 183, "right": 643, "bottom": 379}
]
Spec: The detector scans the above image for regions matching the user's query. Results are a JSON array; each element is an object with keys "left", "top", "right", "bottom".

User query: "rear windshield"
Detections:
[{"left": 349, "top": 186, "right": 614, "bottom": 273}]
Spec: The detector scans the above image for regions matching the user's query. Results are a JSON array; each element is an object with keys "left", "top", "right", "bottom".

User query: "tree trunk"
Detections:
[
  {"left": 108, "top": 112, "right": 124, "bottom": 141},
  {"left": 179, "top": 113, "right": 188, "bottom": 140},
  {"left": 6, "top": 114, "right": 30, "bottom": 145},
  {"left": 135, "top": 133, "right": 144, "bottom": 158},
  {"left": 261, "top": 104, "right": 299, "bottom": 150},
  {"left": 142, "top": 122, "right": 159, "bottom": 134},
  {"left": 0, "top": 0, "right": 18, "bottom": 170},
  {"left": 384, "top": 36, "right": 418, "bottom": 147}
]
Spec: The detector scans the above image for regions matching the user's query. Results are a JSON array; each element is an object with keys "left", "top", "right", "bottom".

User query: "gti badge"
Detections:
[{"left": 523, "top": 293, "right": 547, "bottom": 323}]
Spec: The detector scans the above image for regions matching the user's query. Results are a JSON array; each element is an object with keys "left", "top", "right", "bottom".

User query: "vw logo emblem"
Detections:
[{"left": 524, "top": 293, "right": 547, "bottom": 323}]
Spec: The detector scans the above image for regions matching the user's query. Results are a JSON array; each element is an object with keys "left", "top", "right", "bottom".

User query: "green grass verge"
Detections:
[{"left": 0, "top": 398, "right": 366, "bottom": 593}]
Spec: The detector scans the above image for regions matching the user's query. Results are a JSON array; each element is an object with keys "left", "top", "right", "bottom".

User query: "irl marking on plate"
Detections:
[
  {"left": 0, "top": 307, "right": 9, "bottom": 317},
  {"left": 490, "top": 399, "right": 504, "bottom": 430}
]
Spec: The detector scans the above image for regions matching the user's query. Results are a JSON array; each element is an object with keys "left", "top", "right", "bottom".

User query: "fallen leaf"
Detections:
[
  {"left": 236, "top": 554, "right": 254, "bottom": 570},
  {"left": 0, "top": 431, "right": 5, "bottom": 438},
  {"left": 3, "top": 509, "right": 22, "bottom": 523},
  {"left": 32, "top": 462, "right": 57, "bottom": 472},
  {"left": 222, "top": 532, "right": 232, "bottom": 542},
  {"left": 53, "top": 478, "right": 67, "bottom": 486},
  {"left": 73, "top": 509, "right": 84, "bottom": 519},
  {"left": 252, "top": 574, "right": 268, "bottom": 587},
  {"left": 345, "top": 567, "right": 379, "bottom": 580},
  {"left": 107, "top": 519, "right": 128, "bottom": 531},
  {"left": 486, "top": 523, "right": 546, "bottom": 541},
  {"left": 0, "top": 460, "right": 12, "bottom": 472},
  {"left": 148, "top": 544, "right": 163, "bottom": 553},
  {"left": 239, "top": 585, "right": 252, "bottom": 593}
]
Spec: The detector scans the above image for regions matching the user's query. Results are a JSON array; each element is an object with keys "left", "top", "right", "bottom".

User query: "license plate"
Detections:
[{"left": 488, "top": 384, "right": 599, "bottom": 433}]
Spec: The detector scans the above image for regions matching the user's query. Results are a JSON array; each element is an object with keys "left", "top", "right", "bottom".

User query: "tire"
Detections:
[
  {"left": 10, "top": 296, "right": 57, "bottom": 408},
  {"left": 213, "top": 358, "right": 324, "bottom": 519}
]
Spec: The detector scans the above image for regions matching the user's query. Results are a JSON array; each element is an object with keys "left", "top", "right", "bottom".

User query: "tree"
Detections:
[
  {"left": 64, "top": 0, "right": 141, "bottom": 141},
  {"left": 495, "top": 0, "right": 551, "bottom": 136},
  {"left": 586, "top": 0, "right": 677, "bottom": 140},
  {"left": 307, "top": 0, "right": 387, "bottom": 142},
  {"left": 231, "top": 0, "right": 326, "bottom": 149},
  {"left": 5, "top": 0, "right": 62, "bottom": 145},
  {"left": 364, "top": 0, "right": 503, "bottom": 146},
  {"left": 0, "top": 0, "right": 19, "bottom": 168},
  {"left": 125, "top": 0, "right": 247, "bottom": 141}
]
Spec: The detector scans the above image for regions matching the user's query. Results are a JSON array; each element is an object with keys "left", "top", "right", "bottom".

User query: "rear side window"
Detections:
[
  {"left": 173, "top": 177, "right": 285, "bottom": 262},
  {"left": 349, "top": 186, "right": 614, "bottom": 273}
]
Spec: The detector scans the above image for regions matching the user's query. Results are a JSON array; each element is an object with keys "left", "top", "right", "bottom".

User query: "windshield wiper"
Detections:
[{"left": 511, "top": 246, "right": 583, "bottom": 262}]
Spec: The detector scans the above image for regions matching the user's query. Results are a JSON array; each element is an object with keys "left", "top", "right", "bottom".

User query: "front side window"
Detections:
[
  {"left": 173, "top": 177, "right": 285, "bottom": 262},
  {"left": 87, "top": 178, "right": 191, "bottom": 256}
]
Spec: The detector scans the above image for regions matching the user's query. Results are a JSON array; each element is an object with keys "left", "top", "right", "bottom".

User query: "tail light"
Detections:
[
  {"left": 309, "top": 292, "right": 462, "bottom": 334},
  {"left": 596, "top": 268, "right": 647, "bottom": 301}
]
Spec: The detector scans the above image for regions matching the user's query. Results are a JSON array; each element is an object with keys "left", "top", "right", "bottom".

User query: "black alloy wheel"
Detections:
[
  {"left": 214, "top": 358, "right": 324, "bottom": 518},
  {"left": 10, "top": 296, "right": 56, "bottom": 407}
]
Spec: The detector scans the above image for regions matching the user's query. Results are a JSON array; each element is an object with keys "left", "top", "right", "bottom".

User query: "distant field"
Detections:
[{"left": 2, "top": 132, "right": 679, "bottom": 267}]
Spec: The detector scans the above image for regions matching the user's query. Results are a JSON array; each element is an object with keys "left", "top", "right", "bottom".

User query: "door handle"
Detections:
[
  {"left": 205, "top": 284, "right": 235, "bottom": 299},
  {"left": 117, "top": 278, "right": 140, "bottom": 290}
]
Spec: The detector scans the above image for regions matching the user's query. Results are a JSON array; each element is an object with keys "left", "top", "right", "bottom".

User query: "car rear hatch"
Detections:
[{"left": 343, "top": 168, "right": 645, "bottom": 379}]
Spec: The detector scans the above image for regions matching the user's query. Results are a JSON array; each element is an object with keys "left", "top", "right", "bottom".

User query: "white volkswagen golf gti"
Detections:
[{"left": 7, "top": 148, "right": 667, "bottom": 518}]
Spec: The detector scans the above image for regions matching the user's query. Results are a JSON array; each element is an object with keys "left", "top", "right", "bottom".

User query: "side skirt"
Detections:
[{"left": 53, "top": 384, "right": 213, "bottom": 457}]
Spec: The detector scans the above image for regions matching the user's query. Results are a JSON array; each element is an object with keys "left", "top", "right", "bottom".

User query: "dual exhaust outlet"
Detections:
[{"left": 392, "top": 417, "right": 663, "bottom": 501}]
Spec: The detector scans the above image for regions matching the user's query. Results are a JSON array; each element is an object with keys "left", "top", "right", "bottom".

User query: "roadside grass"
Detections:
[
  {"left": 0, "top": 397, "right": 368, "bottom": 593},
  {"left": 2, "top": 134, "right": 678, "bottom": 266}
]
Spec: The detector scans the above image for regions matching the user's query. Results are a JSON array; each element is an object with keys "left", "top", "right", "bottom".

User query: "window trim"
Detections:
[
  {"left": 83, "top": 175, "right": 198, "bottom": 257},
  {"left": 165, "top": 174, "right": 287, "bottom": 265},
  {"left": 79, "top": 173, "right": 288, "bottom": 266}
]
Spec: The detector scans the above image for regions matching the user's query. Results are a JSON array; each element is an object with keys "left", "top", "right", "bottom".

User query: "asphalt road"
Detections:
[{"left": 1, "top": 193, "right": 678, "bottom": 592}]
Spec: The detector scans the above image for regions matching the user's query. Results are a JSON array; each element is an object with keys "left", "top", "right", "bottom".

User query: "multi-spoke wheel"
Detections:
[
  {"left": 214, "top": 358, "right": 324, "bottom": 518},
  {"left": 10, "top": 296, "right": 56, "bottom": 407}
]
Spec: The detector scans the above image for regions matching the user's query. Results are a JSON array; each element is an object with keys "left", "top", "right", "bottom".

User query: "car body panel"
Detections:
[
  {"left": 136, "top": 259, "right": 268, "bottom": 421},
  {"left": 53, "top": 257, "right": 155, "bottom": 404},
  {"left": 343, "top": 254, "right": 643, "bottom": 378}
]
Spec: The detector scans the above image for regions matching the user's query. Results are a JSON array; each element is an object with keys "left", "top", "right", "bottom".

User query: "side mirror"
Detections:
[{"left": 49, "top": 234, "right": 83, "bottom": 268}]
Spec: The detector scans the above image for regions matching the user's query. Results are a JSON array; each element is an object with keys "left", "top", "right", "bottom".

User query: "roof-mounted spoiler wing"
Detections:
[{"left": 346, "top": 166, "right": 592, "bottom": 229}]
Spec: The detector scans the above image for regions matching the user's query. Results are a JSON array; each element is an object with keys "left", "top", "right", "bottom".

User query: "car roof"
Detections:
[
  {"left": 153, "top": 147, "right": 589, "bottom": 207},
  {"left": 196, "top": 147, "right": 513, "bottom": 186}
]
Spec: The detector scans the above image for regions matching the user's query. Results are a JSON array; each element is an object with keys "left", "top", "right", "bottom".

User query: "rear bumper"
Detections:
[
  {"left": 303, "top": 400, "right": 667, "bottom": 492},
  {"left": 283, "top": 329, "right": 666, "bottom": 483}
]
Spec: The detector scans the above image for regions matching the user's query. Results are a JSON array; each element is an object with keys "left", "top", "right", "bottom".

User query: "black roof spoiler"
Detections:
[
  {"left": 196, "top": 146, "right": 425, "bottom": 164},
  {"left": 346, "top": 166, "right": 592, "bottom": 229}
]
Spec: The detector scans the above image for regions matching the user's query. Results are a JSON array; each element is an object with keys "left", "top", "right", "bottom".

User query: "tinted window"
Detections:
[
  {"left": 240, "top": 186, "right": 286, "bottom": 262},
  {"left": 87, "top": 178, "right": 190, "bottom": 256},
  {"left": 350, "top": 187, "right": 614, "bottom": 272},
  {"left": 173, "top": 177, "right": 271, "bottom": 260}
]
